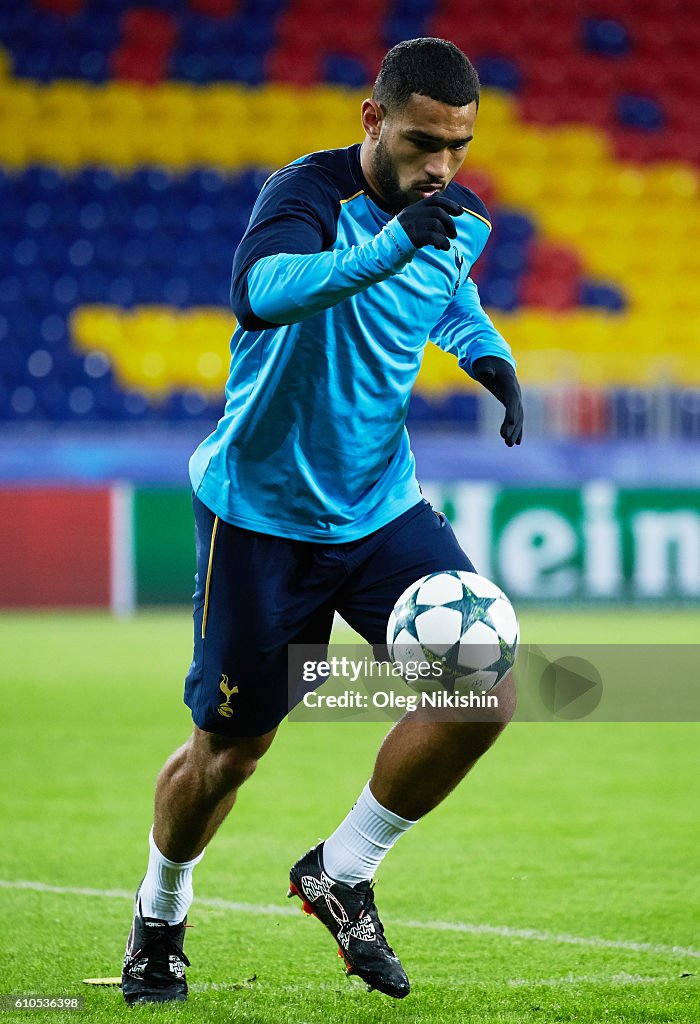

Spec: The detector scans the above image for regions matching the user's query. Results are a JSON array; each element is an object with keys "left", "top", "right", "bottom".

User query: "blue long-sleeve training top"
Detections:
[{"left": 189, "top": 143, "right": 515, "bottom": 542}]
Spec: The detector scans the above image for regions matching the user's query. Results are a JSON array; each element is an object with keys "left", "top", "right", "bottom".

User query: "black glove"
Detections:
[
  {"left": 397, "top": 195, "right": 463, "bottom": 251},
  {"left": 471, "top": 355, "right": 524, "bottom": 447}
]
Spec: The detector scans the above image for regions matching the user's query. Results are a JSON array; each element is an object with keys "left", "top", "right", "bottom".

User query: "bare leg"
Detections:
[
  {"left": 369, "top": 673, "right": 516, "bottom": 820},
  {"left": 151, "top": 724, "right": 277, "bottom": 862}
]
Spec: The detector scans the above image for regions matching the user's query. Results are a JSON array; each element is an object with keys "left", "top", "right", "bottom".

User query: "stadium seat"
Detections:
[{"left": 1, "top": 3, "right": 698, "bottom": 429}]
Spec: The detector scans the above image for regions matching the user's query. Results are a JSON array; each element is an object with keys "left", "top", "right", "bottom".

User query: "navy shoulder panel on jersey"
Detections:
[
  {"left": 444, "top": 180, "right": 492, "bottom": 229},
  {"left": 230, "top": 146, "right": 364, "bottom": 330}
]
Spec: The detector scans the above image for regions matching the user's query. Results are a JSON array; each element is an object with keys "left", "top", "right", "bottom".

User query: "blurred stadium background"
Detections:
[{"left": 1, "top": 0, "right": 699, "bottom": 611}]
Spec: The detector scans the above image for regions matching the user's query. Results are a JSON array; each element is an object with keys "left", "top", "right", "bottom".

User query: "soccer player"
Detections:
[{"left": 122, "top": 37, "right": 523, "bottom": 1004}]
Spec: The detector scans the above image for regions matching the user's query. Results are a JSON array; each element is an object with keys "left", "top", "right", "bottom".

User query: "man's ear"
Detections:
[{"left": 361, "top": 99, "right": 386, "bottom": 141}]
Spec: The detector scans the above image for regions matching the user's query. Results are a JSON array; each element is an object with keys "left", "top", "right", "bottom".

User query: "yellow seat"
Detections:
[
  {"left": 644, "top": 163, "right": 699, "bottom": 201},
  {"left": 479, "top": 88, "right": 516, "bottom": 126},
  {"left": 0, "top": 131, "right": 29, "bottom": 168},
  {"left": 38, "top": 82, "right": 91, "bottom": 123},
  {"left": 71, "top": 306, "right": 125, "bottom": 353},
  {"left": 547, "top": 125, "right": 610, "bottom": 165}
]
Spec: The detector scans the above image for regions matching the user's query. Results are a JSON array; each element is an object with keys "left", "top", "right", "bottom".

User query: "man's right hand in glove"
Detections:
[{"left": 397, "top": 195, "right": 464, "bottom": 252}]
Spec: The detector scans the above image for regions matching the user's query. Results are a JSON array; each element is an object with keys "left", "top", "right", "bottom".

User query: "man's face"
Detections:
[{"left": 368, "top": 93, "right": 477, "bottom": 212}]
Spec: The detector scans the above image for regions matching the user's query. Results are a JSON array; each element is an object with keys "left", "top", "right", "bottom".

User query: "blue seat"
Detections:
[
  {"left": 131, "top": 270, "right": 163, "bottom": 303},
  {"left": 324, "top": 54, "right": 371, "bottom": 89},
  {"left": 119, "top": 237, "right": 148, "bottom": 270},
  {"left": 579, "top": 280, "right": 627, "bottom": 312},
  {"left": 0, "top": 194, "right": 26, "bottom": 229},
  {"left": 52, "top": 274, "right": 81, "bottom": 308},
  {"left": 184, "top": 169, "right": 226, "bottom": 197},
  {"left": 66, "top": 384, "right": 100, "bottom": 421},
  {"left": 617, "top": 95, "right": 665, "bottom": 131},
  {"left": 39, "top": 312, "right": 69, "bottom": 346},
  {"left": 202, "top": 234, "right": 232, "bottom": 268},
  {"left": 24, "top": 200, "right": 52, "bottom": 231},
  {"left": 131, "top": 168, "right": 175, "bottom": 199},
  {"left": 165, "top": 389, "right": 213, "bottom": 422},
  {"left": 94, "top": 231, "right": 124, "bottom": 269},
  {"left": 236, "top": 169, "right": 270, "bottom": 204},
  {"left": 78, "top": 13, "right": 120, "bottom": 49},
  {"left": 68, "top": 238, "right": 96, "bottom": 270},
  {"left": 212, "top": 52, "right": 265, "bottom": 85},
  {"left": 173, "top": 237, "right": 203, "bottom": 270},
  {"left": 107, "top": 275, "right": 136, "bottom": 307},
  {"left": 478, "top": 277, "right": 519, "bottom": 312},
  {"left": 75, "top": 168, "right": 120, "bottom": 198},
  {"left": 119, "top": 390, "right": 157, "bottom": 423},
  {"left": 9, "top": 384, "right": 41, "bottom": 420},
  {"left": 490, "top": 240, "right": 528, "bottom": 277},
  {"left": 24, "top": 269, "right": 54, "bottom": 310},
  {"left": 132, "top": 202, "right": 162, "bottom": 234},
  {"left": 0, "top": 274, "right": 23, "bottom": 308},
  {"left": 239, "top": 0, "right": 286, "bottom": 14},
  {"left": 79, "top": 268, "right": 110, "bottom": 303},
  {"left": 78, "top": 200, "right": 107, "bottom": 232},
  {"left": 160, "top": 199, "right": 190, "bottom": 234},
  {"left": 78, "top": 51, "right": 109, "bottom": 83},
  {"left": 0, "top": 234, "right": 14, "bottom": 270},
  {"left": 494, "top": 211, "right": 535, "bottom": 244},
  {"left": 0, "top": 339, "right": 25, "bottom": 375},
  {"left": 383, "top": 19, "right": 428, "bottom": 50},
  {"left": 173, "top": 51, "right": 212, "bottom": 84},
  {"left": 234, "top": 17, "right": 274, "bottom": 55},
  {"left": 582, "top": 17, "right": 631, "bottom": 57},
  {"left": 475, "top": 56, "right": 521, "bottom": 92},
  {"left": 13, "top": 50, "right": 53, "bottom": 82}
]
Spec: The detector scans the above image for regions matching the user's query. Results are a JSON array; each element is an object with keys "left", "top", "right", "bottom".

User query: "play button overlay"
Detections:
[{"left": 539, "top": 656, "right": 603, "bottom": 720}]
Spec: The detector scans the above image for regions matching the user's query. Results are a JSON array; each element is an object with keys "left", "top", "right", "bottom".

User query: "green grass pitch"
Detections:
[{"left": 1, "top": 609, "right": 698, "bottom": 1023}]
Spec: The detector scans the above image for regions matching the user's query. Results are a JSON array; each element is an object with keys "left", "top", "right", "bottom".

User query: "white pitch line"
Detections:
[
  {"left": 506, "top": 972, "right": 676, "bottom": 988},
  {"left": 2, "top": 879, "right": 699, "bottom": 961},
  {"left": 400, "top": 917, "right": 700, "bottom": 960}
]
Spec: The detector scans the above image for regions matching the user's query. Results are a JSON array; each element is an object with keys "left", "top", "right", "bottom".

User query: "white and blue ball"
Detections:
[{"left": 386, "top": 570, "right": 519, "bottom": 692}]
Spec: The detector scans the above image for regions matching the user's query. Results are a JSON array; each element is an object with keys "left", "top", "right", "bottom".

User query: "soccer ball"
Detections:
[{"left": 386, "top": 570, "right": 519, "bottom": 692}]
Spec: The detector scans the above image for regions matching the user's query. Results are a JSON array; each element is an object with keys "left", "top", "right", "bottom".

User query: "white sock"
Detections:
[
  {"left": 138, "top": 828, "right": 205, "bottom": 923},
  {"left": 322, "top": 782, "right": 417, "bottom": 885}
]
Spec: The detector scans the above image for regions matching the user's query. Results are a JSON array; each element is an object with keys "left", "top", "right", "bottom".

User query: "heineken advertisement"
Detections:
[
  {"left": 4, "top": 484, "right": 696, "bottom": 609},
  {"left": 420, "top": 482, "right": 700, "bottom": 602},
  {"left": 131, "top": 484, "right": 700, "bottom": 605}
]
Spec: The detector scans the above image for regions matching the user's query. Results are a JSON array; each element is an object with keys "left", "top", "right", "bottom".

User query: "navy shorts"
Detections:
[{"left": 184, "top": 495, "right": 475, "bottom": 737}]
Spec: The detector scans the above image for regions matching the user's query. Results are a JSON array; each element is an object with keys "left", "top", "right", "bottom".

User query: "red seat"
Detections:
[
  {"left": 455, "top": 168, "right": 497, "bottom": 212},
  {"left": 426, "top": 15, "right": 489, "bottom": 56},
  {"left": 189, "top": 0, "right": 238, "bottom": 16},
  {"left": 111, "top": 43, "right": 169, "bottom": 84},
  {"left": 617, "top": 56, "right": 676, "bottom": 96},
  {"left": 653, "top": 129, "right": 700, "bottom": 163},
  {"left": 266, "top": 48, "right": 320, "bottom": 87},
  {"left": 276, "top": 12, "right": 329, "bottom": 54},
  {"left": 632, "top": 17, "right": 678, "bottom": 54},
  {"left": 518, "top": 87, "right": 611, "bottom": 128},
  {"left": 611, "top": 128, "right": 658, "bottom": 164},
  {"left": 528, "top": 241, "right": 582, "bottom": 277},
  {"left": 520, "top": 262, "right": 580, "bottom": 312},
  {"left": 35, "top": 0, "right": 83, "bottom": 13},
  {"left": 120, "top": 8, "right": 178, "bottom": 50}
]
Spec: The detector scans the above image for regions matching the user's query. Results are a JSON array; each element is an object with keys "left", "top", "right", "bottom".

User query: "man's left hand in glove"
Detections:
[{"left": 470, "top": 355, "right": 524, "bottom": 447}]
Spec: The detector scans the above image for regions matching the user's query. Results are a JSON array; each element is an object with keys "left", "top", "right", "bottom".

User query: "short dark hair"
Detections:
[{"left": 373, "top": 38, "right": 480, "bottom": 113}]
